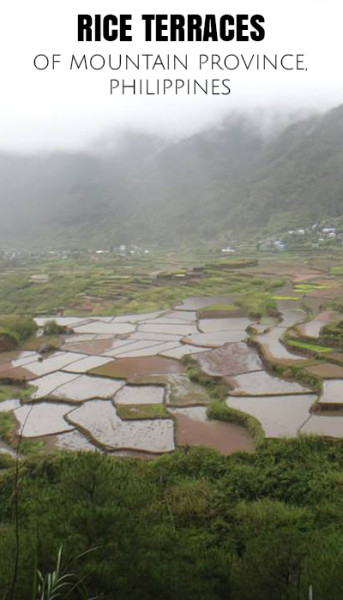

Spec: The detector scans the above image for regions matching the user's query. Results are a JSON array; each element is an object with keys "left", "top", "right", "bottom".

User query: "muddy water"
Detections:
[
  {"left": 0, "top": 399, "right": 20, "bottom": 411},
  {"left": 319, "top": 380, "right": 343, "bottom": 404},
  {"left": 173, "top": 413, "right": 255, "bottom": 454},
  {"left": 0, "top": 366, "right": 39, "bottom": 381},
  {"left": 105, "top": 339, "right": 164, "bottom": 356},
  {"left": 34, "top": 317, "right": 91, "bottom": 328},
  {"left": 164, "top": 311, "right": 198, "bottom": 322},
  {"left": 161, "top": 345, "right": 209, "bottom": 360},
  {"left": 184, "top": 331, "right": 247, "bottom": 347},
  {"left": 74, "top": 322, "right": 136, "bottom": 335},
  {"left": 297, "top": 312, "right": 337, "bottom": 338},
  {"left": 137, "top": 323, "right": 198, "bottom": 336},
  {"left": 113, "top": 341, "right": 180, "bottom": 359},
  {"left": 91, "top": 356, "right": 185, "bottom": 379},
  {"left": 195, "top": 343, "right": 263, "bottom": 377},
  {"left": 300, "top": 415, "right": 343, "bottom": 437},
  {"left": 254, "top": 329, "right": 306, "bottom": 363},
  {"left": 278, "top": 308, "right": 306, "bottom": 329},
  {"left": 198, "top": 318, "right": 251, "bottom": 333},
  {"left": 54, "top": 375, "right": 125, "bottom": 402},
  {"left": 32, "top": 372, "right": 80, "bottom": 399},
  {"left": 14, "top": 402, "right": 75, "bottom": 437},
  {"left": 227, "top": 370, "right": 309, "bottom": 396},
  {"left": 63, "top": 338, "right": 114, "bottom": 355},
  {"left": 68, "top": 400, "right": 175, "bottom": 453},
  {"left": 27, "top": 352, "right": 87, "bottom": 377},
  {"left": 175, "top": 296, "right": 235, "bottom": 311},
  {"left": 305, "top": 363, "right": 343, "bottom": 379},
  {"left": 226, "top": 395, "right": 315, "bottom": 438},
  {"left": 112, "top": 311, "right": 164, "bottom": 323},
  {"left": 63, "top": 355, "right": 113, "bottom": 373},
  {"left": 114, "top": 385, "right": 165, "bottom": 406},
  {"left": 54, "top": 429, "right": 100, "bottom": 452}
]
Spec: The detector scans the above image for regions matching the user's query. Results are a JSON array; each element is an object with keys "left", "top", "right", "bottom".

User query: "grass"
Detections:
[
  {"left": 0, "top": 315, "right": 37, "bottom": 341},
  {"left": 0, "top": 411, "right": 45, "bottom": 456},
  {"left": 20, "top": 335, "right": 61, "bottom": 351},
  {"left": 236, "top": 293, "right": 278, "bottom": 319},
  {"left": 287, "top": 340, "right": 333, "bottom": 353},
  {"left": 330, "top": 266, "right": 343, "bottom": 275},
  {"left": 321, "top": 321, "right": 343, "bottom": 338},
  {"left": 207, "top": 401, "right": 265, "bottom": 447},
  {"left": 200, "top": 303, "right": 237, "bottom": 312},
  {"left": 0, "top": 387, "right": 18, "bottom": 402},
  {"left": 0, "top": 412, "right": 16, "bottom": 445},
  {"left": 272, "top": 296, "right": 300, "bottom": 301},
  {"left": 293, "top": 284, "right": 328, "bottom": 292},
  {"left": 116, "top": 403, "right": 169, "bottom": 420},
  {"left": 0, "top": 252, "right": 283, "bottom": 317},
  {"left": 0, "top": 385, "right": 35, "bottom": 402},
  {"left": 165, "top": 374, "right": 211, "bottom": 406},
  {"left": 183, "top": 357, "right": 232, "bottom": 403}
]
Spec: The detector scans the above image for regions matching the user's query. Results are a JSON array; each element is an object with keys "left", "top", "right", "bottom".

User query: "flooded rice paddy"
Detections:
[
  {"left": 114, "top": 385, "right": 165, "bottom": 406},
  {"left": 226, "top": 395, "right": 315, "bottom": 438},
  {"left": 2, "top": 293, "right": 343, "bottom": 455},
  {"left": 318, "top": 381, "right": 343, "bottom": 405},
  {"left": 299, "top": 415, "right": 343, "bottom": 437},
  {"left": 170, "top": 406, "right": 255, "bottom": 454},
  {"left": 68, "top": 400, "right": 175, "bottom": 453},
  {"left": 195, "top": 343, "right": 264, "bottom": 377},
  {"left": 227, "top": 370, "right": 310, "bottom": 396}
]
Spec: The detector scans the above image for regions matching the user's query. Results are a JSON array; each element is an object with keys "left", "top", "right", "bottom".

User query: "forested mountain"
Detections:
[{"left": 1, "top": 104, "right": 343, "bottom": 247}]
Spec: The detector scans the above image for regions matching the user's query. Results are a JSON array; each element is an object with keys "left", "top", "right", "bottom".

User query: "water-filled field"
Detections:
[{"left": 2, "top": 268, "right": 343, "bottom": 456}]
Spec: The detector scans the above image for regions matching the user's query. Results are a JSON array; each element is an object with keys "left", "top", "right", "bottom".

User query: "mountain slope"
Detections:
[{"left": 0, "top": 105, "right": 343, "bottom": 247}]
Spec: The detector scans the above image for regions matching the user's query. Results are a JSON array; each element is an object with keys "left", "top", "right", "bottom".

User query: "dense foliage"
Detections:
[{"left": 1, "top": 439, "right": 343, "bottom": 599}]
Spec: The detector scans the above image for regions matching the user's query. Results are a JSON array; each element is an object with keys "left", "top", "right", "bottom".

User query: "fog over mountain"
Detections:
[{"left": 0, "top": 103, "right": 343, "bottom": 249}]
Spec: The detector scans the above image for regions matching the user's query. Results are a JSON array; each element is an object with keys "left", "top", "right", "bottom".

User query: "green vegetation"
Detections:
[
  {"left": 207, "top": 401, "right": 265, "bottom": 447},
  {"left": 236, "top": 293, "right": 278, "bottom": 319},
  {"left": 294, "top": 283, "right": 328, "bottom": 292},
  {"left": 2, "top": 442, "right": 343, "bottom": 598},
  {"left": 183, "top": 357, "right": 231, "bottom": 403},
  {"left": 287, "top": 340, "right": 333, "bottom": 353},
  {"left": 20, "top": 335, "right": 61, "bottom": 351},
  {"left": 200, "top": 303, "right": 237, "bottom": 312},
  {"left": 0, "top": 315, "right": 37, "bottom": 341},
  {"left": 330, "top": 266, "right": 343, "bottom": 275},
  {"left": 270, "top": 362, "right": 322, "bottom": 393},
  {"left": 0, "top": 315, "right": 37, "bottom": 351},
  {"left": 0, "top": 385, "right": 35, "bottom": 403},
  {"left": 42, "top": 320, "right": 69, "bottom": 336},
  {"left": 0, "top": 411, "right": 45, "bottom": 456},
  {"left": 3, "top": 105, "right": 343, "bottom": 247},
  {"left": 116, "top": 403, "right": 169, "bottom": 420},
  {"left": 0, "top": 387, "right": 18, "bottom": 402},
  {"left": 321, "top": 320, "right": 343, "bottom": 338},
  {"left": 33, "top": 546, "right": 93, "bottom": 600},
  {"left": 272, "top": 295, "right": 300, "bottom": 301},
  {"left": 0, "top": 411, "right": 16, "bottom": 446},
  {"left": 0, "top": 250, "right": 285, "bottom": 317}
]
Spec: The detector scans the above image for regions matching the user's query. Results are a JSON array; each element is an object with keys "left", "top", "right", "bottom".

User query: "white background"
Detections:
[{"left": 1, "top": 0, "right": 342, "bottom": 150}]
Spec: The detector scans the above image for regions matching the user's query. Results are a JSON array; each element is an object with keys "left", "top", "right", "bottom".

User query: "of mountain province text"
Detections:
[{"left": 70, "top": 53, "right": 306, "bottom": 72}]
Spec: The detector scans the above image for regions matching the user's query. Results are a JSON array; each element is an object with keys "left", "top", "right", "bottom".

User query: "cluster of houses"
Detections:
[
  {"left": 257, "top": 224, "right": 343, "bottom": 252},
  {"left": 0, "top": 245, "right": 152, "bottom": 265}
]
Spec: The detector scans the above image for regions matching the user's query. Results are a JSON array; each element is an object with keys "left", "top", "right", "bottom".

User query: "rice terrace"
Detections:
[{"left": 2, "top": 247, "right": 343, "bottom": 458}]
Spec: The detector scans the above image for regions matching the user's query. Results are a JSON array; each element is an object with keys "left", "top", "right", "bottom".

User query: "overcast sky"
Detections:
[{"left": 1, "top": 0, "right": 343, "bottom": 151}]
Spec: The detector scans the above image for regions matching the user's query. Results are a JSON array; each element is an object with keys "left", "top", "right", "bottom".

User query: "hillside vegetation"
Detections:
[
  {"left": 2, "top": 440, "right": 343, "bottom": 599},
  {"left": 1, "top": 106, "right": 343, "bottom": 246}
]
